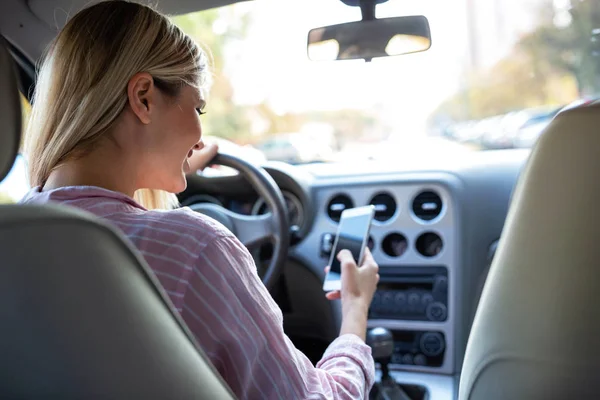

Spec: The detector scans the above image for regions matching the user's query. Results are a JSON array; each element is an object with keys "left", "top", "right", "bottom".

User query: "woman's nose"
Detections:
[{"left": 193, "top": 140, "right": 204, "bottom": 150}]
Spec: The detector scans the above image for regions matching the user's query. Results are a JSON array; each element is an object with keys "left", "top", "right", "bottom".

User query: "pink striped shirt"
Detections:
[{"left": 21, "top": 186, "right": 375, "bottom": 399}]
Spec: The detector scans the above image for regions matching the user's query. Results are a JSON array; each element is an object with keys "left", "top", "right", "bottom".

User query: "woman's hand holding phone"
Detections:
[{"left": 325, "top": 248, "right": 380, "bottom": 341}]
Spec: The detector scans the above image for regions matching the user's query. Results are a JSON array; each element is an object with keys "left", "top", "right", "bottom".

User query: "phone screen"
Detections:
[{"left": 324, "top": 206, "right": 374, "bottom": 289}]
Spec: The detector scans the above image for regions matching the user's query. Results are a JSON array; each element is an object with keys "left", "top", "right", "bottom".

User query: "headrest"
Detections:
[
  {"left": 460, "top": 102, "right": 600, "bottom": 399},
  {"left": 0, "top": 37, "right": 22, "bottom": 182}
]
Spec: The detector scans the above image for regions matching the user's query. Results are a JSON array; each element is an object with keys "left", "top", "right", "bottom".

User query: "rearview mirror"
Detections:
[{"left": 307, "top": 15, "right": 431, "bottom": 62}]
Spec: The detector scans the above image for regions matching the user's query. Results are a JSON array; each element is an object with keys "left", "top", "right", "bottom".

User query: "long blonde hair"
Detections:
[{"left": 25, "top": 0, "right": 210, "bottom": 209}]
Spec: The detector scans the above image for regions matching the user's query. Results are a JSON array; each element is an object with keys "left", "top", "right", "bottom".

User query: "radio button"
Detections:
[
  {"left": 401, "top": 354, "right": 414, "bottom": 365},
  {"left": 433, "top": 276, "right": 448, "bottom": 294},
  {"left": 420, "top": 332, "right": 445, "bottom": 357},
  {"left": 426, "top": 302, "right": 448, "bottom": 321},
  {"left": 408, "top": 293, "right": 420, "bottom": 306},
  {"left": 394, "top": 293, "right": 406, "bottom": 306},
  {"left": 407, "top": 293, "right": 420, "bottom": 313},
  {"left": 382, "top": 292, "right": 394, "bottom": 312},
  {"left": 414, "top": 354, "right": 427, "bottom": 366},
  {"left": 421, "top": 293, "right": 434, "bottom": 306},
  {"left": 372, "top": 292, "right": 381, "bottom": 307},
  {"left": 408, "top": 293, "right": 420, "bottom": 305}
]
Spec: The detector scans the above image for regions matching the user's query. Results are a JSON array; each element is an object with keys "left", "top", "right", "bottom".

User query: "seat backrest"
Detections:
[
  {"left": 459, "top": 104, "right": 600, "bottom": 399},
  {"left": 0, "top": 206, "right": 235, "bottom": 398},
  {"left": 0, "top": 38, "right": 233, "bottom": 398}
]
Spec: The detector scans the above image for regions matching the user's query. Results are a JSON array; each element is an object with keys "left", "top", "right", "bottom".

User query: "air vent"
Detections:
[
  {"left": 382, "top": 233, "right": 408, "bottom": 257},
  {"left": 327, "top": 194, "right": 354, "bottom": 222},
  {"left": 416, "top": 232, "right": 444, "bottom": 257},
  {"left": 369, "top": 192, "right": 397, "bottom": 222},
  {"left": 412, "top": 191, "right": 443, "bottom": 221}
]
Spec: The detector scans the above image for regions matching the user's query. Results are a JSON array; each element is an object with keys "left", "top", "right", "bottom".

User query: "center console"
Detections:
[
  {"left": 296, "top": 176, "right": 459, "bottom": 399},
  {"left": 369, "top": 266, "right": 449, "bottom": 371},
  {"left": 314, "top": 182, "right": 456, "bottom": 375}
]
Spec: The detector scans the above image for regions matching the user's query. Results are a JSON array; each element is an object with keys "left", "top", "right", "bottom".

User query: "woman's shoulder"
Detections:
[{"left": 145, "top": 206, "right": 235, "bottom": 240}]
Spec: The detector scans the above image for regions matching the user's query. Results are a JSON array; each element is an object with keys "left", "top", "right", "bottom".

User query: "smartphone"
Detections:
[{"left": 323, "top": 205, "right": 375, "bottom": 292}]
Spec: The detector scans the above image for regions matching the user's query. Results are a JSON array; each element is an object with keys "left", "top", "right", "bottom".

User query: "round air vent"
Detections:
[
  {"left": 382, "top": 233, "right": 408, "bottom": 257},
  {"left": 327, "top": 194, "right": 353, "bottom": 222},
  {"left": 416, "top": 232, "right": 443, "bottom": 257},
  {"left": 412, "top": 190, "right": 443, "bottom": 222},
  {"left": 369, "top": 192, "right": 397, "bottom": 222}
]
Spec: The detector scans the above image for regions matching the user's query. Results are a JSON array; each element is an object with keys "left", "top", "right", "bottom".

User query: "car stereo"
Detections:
[
  {"left": 389, "top": 330, "right": 446, "bottom": 367},
  {"left": 369, "top": 266, "right": 448, "bottom": 322}
]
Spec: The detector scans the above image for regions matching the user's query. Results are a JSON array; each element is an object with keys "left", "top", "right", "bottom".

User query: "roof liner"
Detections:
[{"left": 28, "top": 0, "right": 249, "bottom": 30}]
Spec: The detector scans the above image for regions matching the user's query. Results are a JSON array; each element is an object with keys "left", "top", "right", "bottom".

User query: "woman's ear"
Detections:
[{"left": 127, "top": 72, "right": 155, "bottom": 125}]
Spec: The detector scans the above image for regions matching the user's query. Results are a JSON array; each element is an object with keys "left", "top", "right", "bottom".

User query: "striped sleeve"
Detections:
[{"left": 180, "top": 233, "right": 375, "bottom": 400}]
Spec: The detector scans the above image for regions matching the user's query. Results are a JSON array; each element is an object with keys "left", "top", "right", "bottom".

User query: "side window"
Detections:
[
  {"left": 0, "top": 94, "right": 31, "bottom": 204},
  {"left": 20, "top": 94, "right": 31, "bottom": 148}
]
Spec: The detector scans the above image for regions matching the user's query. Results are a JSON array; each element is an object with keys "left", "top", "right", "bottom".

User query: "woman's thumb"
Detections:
[{"left": 338, "top": 250, "right": 357, "bottom": 276}]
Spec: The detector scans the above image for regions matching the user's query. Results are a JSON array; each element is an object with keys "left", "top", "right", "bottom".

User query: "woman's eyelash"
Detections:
[{"left": 196, "top": 108, "right": 206, "bottom": 116}]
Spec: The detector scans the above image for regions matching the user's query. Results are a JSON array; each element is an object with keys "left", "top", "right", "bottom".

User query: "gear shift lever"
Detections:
[
  {"left": 366, "top": 327, "right": 394, "bottom": 380},
  {"left": 367, "top": 328, "right": 412, "bottom": 400}
]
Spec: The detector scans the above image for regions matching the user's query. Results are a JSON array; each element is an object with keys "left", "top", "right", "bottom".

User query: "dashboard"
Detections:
[
  {"left": 181, "top": 190, "right": 305, "bottom": 228},
  {"left": 179, "top": 149, "right": 529, "bottom": 398}
]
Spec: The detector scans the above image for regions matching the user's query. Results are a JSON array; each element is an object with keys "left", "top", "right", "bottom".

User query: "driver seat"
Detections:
[
  {"left": 459, "top": 102, "right": 600, "bottom": 398},
  {"left": 0, "top": 39, "right": 234, "bottom": 398}
]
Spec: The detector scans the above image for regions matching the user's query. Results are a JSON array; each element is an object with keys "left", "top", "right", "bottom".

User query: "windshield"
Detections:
[
  {"left": 1, "top": 0, "right": 597, "bottom": 202},
  {"left": 172, "top": 0, "right": 599, "bottom": 164}
]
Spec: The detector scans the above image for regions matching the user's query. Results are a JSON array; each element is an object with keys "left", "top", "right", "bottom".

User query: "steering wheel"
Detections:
[{"left": 188, "top": 153, "right": 290, "bottom": 291}]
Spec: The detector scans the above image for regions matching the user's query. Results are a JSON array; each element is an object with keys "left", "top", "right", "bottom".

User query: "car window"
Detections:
[
  {"left": 171, "top": 0, "right": 599, "bottom": 163},
  {"left": 0, "top": 94, "right": 31, "bottom": 204}
]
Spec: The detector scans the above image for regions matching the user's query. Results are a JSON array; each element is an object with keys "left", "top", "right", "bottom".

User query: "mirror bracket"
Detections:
[
  {"left": 340, "top": 0, "right": 389, "bottom": 20},
  {"left": 359, "top": 0, "right": 376, "bottom": 21},
  {"left": 360, "top": 0, "right": 376, "bottom": 61}
]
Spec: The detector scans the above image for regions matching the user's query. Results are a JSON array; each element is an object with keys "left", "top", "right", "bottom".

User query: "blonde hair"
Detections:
[{"left": 25, "top": 0, "right": 210, "bottom": 209}]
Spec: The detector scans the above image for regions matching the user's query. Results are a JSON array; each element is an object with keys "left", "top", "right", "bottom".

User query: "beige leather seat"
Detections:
[
  {"left": 0, "top": 38, "right": 234, "bottom": 398},
  {"left": 460, "top": 103, "right": 600, "bottom": 399}
]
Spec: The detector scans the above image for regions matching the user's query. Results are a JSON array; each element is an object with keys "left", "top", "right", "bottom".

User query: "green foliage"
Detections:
[
  {"left": 519, "top": 0, "right": 600, "bottom": 96},
  {"left": 431, "top": 0, "right": 600, "bottom": 123},
  {"left": 173, "top": 9, "right": 253, "bottom": 141},
  {"left": 434, "top": 53, "right": 577, "bottom": 122}
]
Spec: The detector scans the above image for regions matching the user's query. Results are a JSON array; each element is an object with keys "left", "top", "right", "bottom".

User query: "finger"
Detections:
[
  {"left": 324, "top": 266, "right": 330, "bottom": 274},
  {"left": 361, "top": 248, "right": 377, "bottom": 267},
  {"left": 325, "top": 291, "right": 341, "bottom": 300},
  {"left": 190, "top": 143, "right": 219, "bottom": 171},
  {"left": 202, "top": 142, "right": 219, "bottom": 159},
  {"left": 361, "top": 247, "right": 376, "bottom": 266},
  {"left": 337, "top": 250, "right": 358, "bottom": 270},
  {"left": 337, "top": 249, "right": 352, "bottom": 262},
  {"left": 208, "top": 142, "right": 219, "bottom": 153},
  {"left": 339, "top": 255, "right": 357, "bottom": 275},
  {"left": 362, "top": 254, "right": 379, "bottom": 275}
]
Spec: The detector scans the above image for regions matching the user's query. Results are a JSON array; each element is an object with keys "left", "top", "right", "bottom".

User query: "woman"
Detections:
[{"left": 21, "top": 1, "right": 380, "bottom": 399}]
